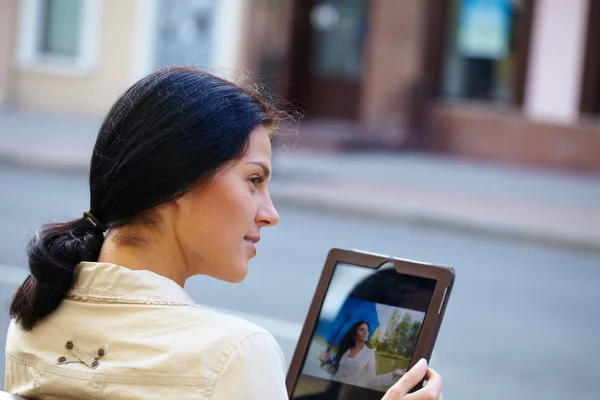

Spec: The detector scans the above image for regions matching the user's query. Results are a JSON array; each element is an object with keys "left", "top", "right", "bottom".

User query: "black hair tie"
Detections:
[{"left": 83, "top": 211, "right": 107, "bottom": 233}]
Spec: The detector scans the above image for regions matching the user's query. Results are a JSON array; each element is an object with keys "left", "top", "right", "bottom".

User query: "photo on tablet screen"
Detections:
[
  {"left": 306, "top": 299, "right": 424, "bottom": 390},
  {"left": 291, "top": 262, "right": 436, "bottom": 399}
]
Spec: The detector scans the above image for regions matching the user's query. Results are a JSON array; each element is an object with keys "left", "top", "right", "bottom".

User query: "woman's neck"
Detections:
[
  {"left": 97, "top": 227, "right": 190, "bottom": 287},
  {"left": 353, "top": 342, "right": 366, "bottom": 350}
]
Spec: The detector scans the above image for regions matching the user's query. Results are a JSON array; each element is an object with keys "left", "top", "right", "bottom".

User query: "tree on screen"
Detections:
[
  {"left": 376, "top": 311, "right": 422, "bottom": 358},
  {"left": 368, "top": 326, "right": 383, "bottom": 348}
]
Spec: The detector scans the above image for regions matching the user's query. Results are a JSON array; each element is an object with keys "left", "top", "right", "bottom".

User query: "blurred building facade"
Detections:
[
  {"left": 247, "top": 0, "right": 600, "bottom": 171},
  {"left": 0, "top": 0, "right": 598, "bottom": 171},
  {"left": 0, "top": 0, "right": 249, "bottom": 115}
]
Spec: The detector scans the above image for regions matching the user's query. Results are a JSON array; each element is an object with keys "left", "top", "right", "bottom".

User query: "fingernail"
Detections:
[{"left": 414, "top": 358, "right": 428, "bottom": 370}]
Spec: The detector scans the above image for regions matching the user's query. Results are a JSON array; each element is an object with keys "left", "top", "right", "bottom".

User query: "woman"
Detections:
[
  {"left": 319, "top": 321, "right": 406, "bottom": 389},
  {"left": 4, "top": 67, "right": 442, "bottom": 399}
]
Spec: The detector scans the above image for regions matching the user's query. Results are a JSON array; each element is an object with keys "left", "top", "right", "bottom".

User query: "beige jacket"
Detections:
[{"left": 4, "top": 262, "right": 288, "bottom": 399}]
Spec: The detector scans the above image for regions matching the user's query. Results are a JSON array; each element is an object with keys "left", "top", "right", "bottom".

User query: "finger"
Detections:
[
  {"left": 382, "top": 358, "right": 428, "bottom": 399},
  {"left": 404, "top": 367, "right": 443, "bottom": 400}
]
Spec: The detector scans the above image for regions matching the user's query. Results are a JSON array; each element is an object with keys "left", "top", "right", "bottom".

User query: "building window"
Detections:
[
  {"left": 440, "top": 0, "right": 533, "bottom": 105},
  {"left": 16, "top": 0, "right": 101, "bottom": 73},
  {"left": 39, "top": 0, "right": 83, "bottom": 57},
  {"left": 153, "top": 0, "right": 216, "bottom": 70}
]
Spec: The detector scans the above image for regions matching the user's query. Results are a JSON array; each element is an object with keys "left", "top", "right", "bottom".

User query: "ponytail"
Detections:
[{"left": 10, "top": 217, "right": 105, "bottom": 330}]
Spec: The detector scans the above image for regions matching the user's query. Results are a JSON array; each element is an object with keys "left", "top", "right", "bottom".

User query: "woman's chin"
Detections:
[
  {"left": 222, "top": 263, "right": 249, "bottom": 283},
  {"left": 200, "top": 255, "right": 249, "bottom": 283},
  {"left": 229, "top": 271, "right": 248, "bottom": 283}
]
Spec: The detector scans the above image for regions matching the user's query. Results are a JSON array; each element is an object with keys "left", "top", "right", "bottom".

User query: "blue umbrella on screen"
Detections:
[{"left": 316, "top": 298, "right": 380, "bottom": 352}]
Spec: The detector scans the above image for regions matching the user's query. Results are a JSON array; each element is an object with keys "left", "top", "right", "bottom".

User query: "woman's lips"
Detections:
[{"left": 244, "top": 237, "right": 257, "bottom": 256}]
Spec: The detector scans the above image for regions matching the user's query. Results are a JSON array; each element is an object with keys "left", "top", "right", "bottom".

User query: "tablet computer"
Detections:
[{"left": 286, "top": 248, "right": 455, "bottom": 400}]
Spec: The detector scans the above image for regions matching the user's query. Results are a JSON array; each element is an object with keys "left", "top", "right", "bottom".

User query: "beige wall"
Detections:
[
  {"left": 12, "top": 0, "right": 138, "bottom": 116},
  {"left": 0, "top": 0, "right": 18, "bottom": 106}
]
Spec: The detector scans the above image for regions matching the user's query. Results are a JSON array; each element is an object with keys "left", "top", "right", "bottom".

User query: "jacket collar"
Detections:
[{"left": 67, "top": 262, "right": 196, "bottom": 306}]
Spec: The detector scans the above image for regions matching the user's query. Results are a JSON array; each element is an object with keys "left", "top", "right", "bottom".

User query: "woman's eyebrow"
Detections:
[{"left": 245, "top": 161, "right": 271, "bottom": 178}]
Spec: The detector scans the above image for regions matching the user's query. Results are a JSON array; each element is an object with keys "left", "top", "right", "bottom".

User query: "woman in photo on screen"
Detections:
[{"left": 319, "top": 321, "right": 406, "bottom": 389}]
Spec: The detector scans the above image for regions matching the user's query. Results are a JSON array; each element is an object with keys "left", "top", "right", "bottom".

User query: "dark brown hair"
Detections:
[{"left": 10, "top": 67, "right": 277, "bottom": 330}]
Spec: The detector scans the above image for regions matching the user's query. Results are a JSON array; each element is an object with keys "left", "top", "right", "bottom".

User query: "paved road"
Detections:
[{"left": 1, "top": 165, "right": 599, "bottom": 399}]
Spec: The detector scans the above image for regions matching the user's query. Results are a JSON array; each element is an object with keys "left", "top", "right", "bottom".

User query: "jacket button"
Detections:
[
  {"left": 92, "top": 360, "right": 99, "bottom": 368},
  {"left": 57, "top": 356, "right": 66, "bottom": 362},
  {"left": 65, "top": 341, "right": 73, "bottom": 350},
  {"left": 97, "top": 349, "right": 105, "bottom": 357}
]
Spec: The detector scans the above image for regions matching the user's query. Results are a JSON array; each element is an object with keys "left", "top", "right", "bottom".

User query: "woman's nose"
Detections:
[{"left": 257, "top": 194, "right": 279, "bottom": 227}]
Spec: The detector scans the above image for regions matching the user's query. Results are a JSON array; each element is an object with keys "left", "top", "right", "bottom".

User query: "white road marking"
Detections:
[{"left": 0, "top": 263, "right": 302, "bottom": 342}]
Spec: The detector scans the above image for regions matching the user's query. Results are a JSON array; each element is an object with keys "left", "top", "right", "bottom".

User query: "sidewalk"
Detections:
[{"left": 2, "top": 109, "right": 600, "bottom": 253}]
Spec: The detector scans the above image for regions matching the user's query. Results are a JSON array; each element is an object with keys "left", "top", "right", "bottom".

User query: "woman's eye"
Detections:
[{"left": 250, "top": 177, "right": 264, "bottom": 188}]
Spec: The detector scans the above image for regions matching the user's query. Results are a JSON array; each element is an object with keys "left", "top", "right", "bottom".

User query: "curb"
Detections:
[
  {"left": 269, "top": 186, "right": 600, "bottom": 255},
  {"left": 3, "top": 148, "right": 599, "bottom": 255}
]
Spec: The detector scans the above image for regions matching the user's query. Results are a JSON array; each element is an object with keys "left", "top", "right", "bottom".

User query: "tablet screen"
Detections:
[{"left": 290, "top": 262, "right": 437, "bottom": 400}]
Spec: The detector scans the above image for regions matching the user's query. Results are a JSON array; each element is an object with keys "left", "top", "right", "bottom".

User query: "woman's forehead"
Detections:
[{"left": 245, "top": 127, "right": 272, "bottom": 159}]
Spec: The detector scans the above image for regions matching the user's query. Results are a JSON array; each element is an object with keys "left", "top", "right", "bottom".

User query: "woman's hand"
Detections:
[
  {"left": 318, "top": 351, "right": 331, "bottom": 362},
  {"left": 382, "top": 359, "right": 443, "bottom": 400}
]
